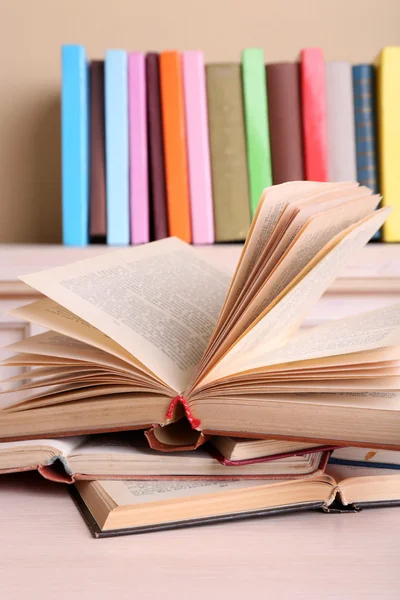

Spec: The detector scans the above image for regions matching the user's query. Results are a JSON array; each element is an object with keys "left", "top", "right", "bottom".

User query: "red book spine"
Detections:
[{"left": 300, "top": 48, "right": 328, "bottom": 181}]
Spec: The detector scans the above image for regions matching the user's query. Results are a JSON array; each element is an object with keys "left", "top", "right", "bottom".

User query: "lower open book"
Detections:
[{"left": 70, "top": 463, "right": 400, "bottom": 538}]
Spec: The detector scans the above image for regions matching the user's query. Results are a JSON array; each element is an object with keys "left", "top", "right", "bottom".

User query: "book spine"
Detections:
[
  {"left": 89, "top": 61, "right": 106, "bottom": 241},
  {"left": 182, "top": 51, "right": 214, "bottom": 245},
  {"left": 128, "top": 52, "right": 149, "bottom": 245},
  {"left": 301, "top": 48, "right": 328, "bottom": 181},
  {"left": 353, "top": 64, "right": 380, "bottom": 241},
  {"left": 159, "top": 51, "right": 192, "bottom": 243},
  {"left": 206, "top": 64, "right": 251, "bottom": 242},
  {"left": 242, "top": 48, "right": 273, "bottom": 217},
  {"left": 61, "top": 45, "right": 89, "bottom": 246},
  {"left": 325, "top": 62, "right": 357, "bottom": 182},
  {"left": 146, "top": 53, "right": 169, "bottom": 241},
  {"left": 377, "top": 48, "right": 400, "bottom": 242},
  {"left": 266, "top": 62, "right": 304, "bottom": 183},
  {"left": 105, "top": 49, "right": 130, "bottom": 245}
]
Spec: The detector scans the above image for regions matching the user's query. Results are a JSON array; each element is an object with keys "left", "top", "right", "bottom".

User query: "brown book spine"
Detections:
[
  {"left": 266, "top": 62, "right": 304, "bottom": 183},
  {"left": 89, "top": 61, "right": 107, "bottom": 240},
  {"left": 146, "top": 53, "right": 168, "bottom": 240}
]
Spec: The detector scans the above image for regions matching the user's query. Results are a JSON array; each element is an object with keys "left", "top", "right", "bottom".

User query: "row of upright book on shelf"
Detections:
[{"left": 62, "top": 44, "right": 400, "bottom": 247}]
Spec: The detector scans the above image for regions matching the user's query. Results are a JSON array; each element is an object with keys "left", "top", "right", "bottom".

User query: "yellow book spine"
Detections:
[{"left": 377, "top": 47, "right": 400, "bottom": 242}]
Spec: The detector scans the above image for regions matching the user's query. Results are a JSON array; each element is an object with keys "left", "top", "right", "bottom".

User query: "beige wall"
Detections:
[{"left": 1, "top": 0, "right": 399, "bottom": 243}]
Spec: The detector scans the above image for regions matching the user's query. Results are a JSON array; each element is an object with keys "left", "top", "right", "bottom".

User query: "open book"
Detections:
[
  {"left": 1, "top": 181, "right": 399, "bottom": 449},
  {"left": 209, "top": 436, "right": 329, "bottom": 465},
  {"left": 71, "top": 463, "right": 400, "bottom": 537},
  {"left": 0, "top": 432, "right": 327, "bottom": 482}
]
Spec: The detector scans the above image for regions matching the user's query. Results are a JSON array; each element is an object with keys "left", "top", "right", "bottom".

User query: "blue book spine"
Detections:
[
  {"left": 353, "top": 64, "right": 380, "bottom": 241},
  {"left": 105, "top": 50, "right": 130, "bottom": 245},
  {"left": 329, "top": 457, "right": 400, "bottom": 470},
  {"left": 61, "top": 45, "right": 89, "bottom": 246}
]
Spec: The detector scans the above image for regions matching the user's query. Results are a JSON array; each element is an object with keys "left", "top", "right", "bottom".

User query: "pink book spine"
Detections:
[
  {"left": 128, "top": 52, "right": 149, "bottom": 244},
  {"left": 182, "top": 51, "right": 214, "bottom": 244}
]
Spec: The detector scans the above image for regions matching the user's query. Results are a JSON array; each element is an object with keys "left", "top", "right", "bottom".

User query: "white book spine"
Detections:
[{"left": 325, "top": 62, "right": 357, "bottom": 182}]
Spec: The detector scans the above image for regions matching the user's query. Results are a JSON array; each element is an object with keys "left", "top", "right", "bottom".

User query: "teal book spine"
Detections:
[
  {"left": 61, "top": 45, "right": 89, "bottom": 246},
  {"left": 353, "top": 64, "right": 380, "bottom": 241},
  {"left": 105, "top": 50, "right": 130, "bottom": 245},
  {"left": 242, "top": 48, "right": 272, "bottom": 217}
]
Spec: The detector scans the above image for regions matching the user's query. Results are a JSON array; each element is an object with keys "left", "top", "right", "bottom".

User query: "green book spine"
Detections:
[{"left": 242, "top": 48, "right": 273, "bottom": 217}]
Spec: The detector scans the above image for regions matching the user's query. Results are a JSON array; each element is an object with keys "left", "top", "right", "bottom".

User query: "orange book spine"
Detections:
[{"left": 160, "top": 51, "right": 192, "bottom": 242}]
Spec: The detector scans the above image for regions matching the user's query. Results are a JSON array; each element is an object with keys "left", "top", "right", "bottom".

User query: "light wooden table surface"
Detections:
[{"left": 0, "top": 472, "right": 399, "bottom": 600}]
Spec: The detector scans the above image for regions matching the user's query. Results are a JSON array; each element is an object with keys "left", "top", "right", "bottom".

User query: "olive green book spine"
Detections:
[
  {"left": 242, "top": 48, "right": 273, "bottom": 217},
  {"left": 206, "top": 64, "right": 251, "bottom": 242}
]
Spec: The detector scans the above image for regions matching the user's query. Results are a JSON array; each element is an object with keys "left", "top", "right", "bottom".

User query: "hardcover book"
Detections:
[
  {"left": 128, "top": 53, "right": 149, "bottom": 245},
  {"left": 128, "top": 52, "right": 150, "bottom": 244},
  {"left": 159, "top": 51, "right": 192, "bottom": 243},
  {"left": 352, "top": 65, "right": 379, "bottom": 194},
  {"left": 300, "top": 48, "right": 328, "bottom": 182},
  {"left": 210, "top": 436, "right": 332, "bottom": 465},
  {"left": 266, "top": 62, "right": 304, "bottom": 184},
  {"left": 330, "top": 447, "right": 400, "bottom": 470},
  {"left": 182, "top": 51, "right": 214, "bottom": 245},
  {"left": 242, "top": 49, "right": 273, "bottom": 217},
  {"left": 72, "top": 463, "right": 400, "bottom": 537},
  {"left": 89, "top": 61, "right": 107, "bottom": 242},
  {"left": 1, "top": 181, "right": 398, "bottom": 450},
  {"left": 146, "top": 53, "right": 169, "bottom": 241},
  {"left": 376, "top": 47, "right": 400, "bottom": 242},
  {"left": 325, "top": 62, "right": 357, "bottom": 182},
  {"left": 206, "top": 64, "right": 251, "bottom": 242},
  {"left": 0, "top": 432, "right": 327, "bottom": 482},
  {"left": 105, "top": 50, "right": 130, "bottom": 246},
  {"left": 353, "top": 64, "right": 380, "bottom": 241},
  {"left": 61, "top": 45, "right": 89, "bottom": 246}
]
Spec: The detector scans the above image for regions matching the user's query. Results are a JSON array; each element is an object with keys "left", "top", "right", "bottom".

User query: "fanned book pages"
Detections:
[
  {"left": 1, "top": 181, "right": 399, "bottom": 449},
  {"left": 71, "top": 463, "right": 400, "bottom": 537},
  {"left": 0, "top": 432, "right": 327, "bottom": 483}
]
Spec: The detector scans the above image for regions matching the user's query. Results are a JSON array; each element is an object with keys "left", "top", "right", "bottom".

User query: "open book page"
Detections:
[
  {"left": 225, "top": 184, "right": 363, "bottom": 322},
  {"left": 215, "top": 182, "right": 331, "bottom": 328},
  {"left": 207, "top": 304, "right": 400, "bottom": 380},
  {"left": 191, "top": 187, "right": 376, "bottom": 389},
  {"left": 2, "top": 378, "right": 167, "bottom": 412},
  {"left": 194, "top": 183, "right": 358, "bottom": 380},
  {"left": 250, "top": 185, "right": 369, "bottom": 285},
  {"left": 9, "top": 299, "right": 146, "bottom": 370},
  {"left": 246, "top": 348, "right": 400, "bottom": 375},
  {"left": 212, "top": 377, "right": 400, "bottom": 393},
  {"left": 205, "top": 192, "right": 380, "bottom": 366},
  {"left": 97, "top": 478, "right": 291, "bottom": 507},
  {"left": 3, "top": 332, "right": 153, "bottom": 378},
  {"left": 326, "top": 463, "right": 400, "bottom": 505},
  {"left": 0, "top": 436, "right": 86, "bottom": 456},
  {"left": 236, "top": 193, "right": 380, "bottom": 328},
  {"left": 20, "top": 238, "right": 231, "bottom": 393},
  {"left": 2, "top": 353, "right": 92, "bottom": 367},
  {"left": 1, "top": 369, "right": 158, "bottom": 396},
  {"left": 197, "top": 207, "right": 390, "bottom": 387}
]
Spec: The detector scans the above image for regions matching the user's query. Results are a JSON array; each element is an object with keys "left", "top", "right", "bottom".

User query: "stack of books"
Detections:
[
  {"left": 2, "top": 182, "right": 400, "bottom": 536},
  {"left": 62, "top": 45, "right": 400, "bottom": 248}
]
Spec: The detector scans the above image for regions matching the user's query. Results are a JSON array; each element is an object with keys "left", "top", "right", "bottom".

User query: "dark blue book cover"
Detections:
[{"left": 353, "top": 64, "right": 380, "bottom": 241}]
